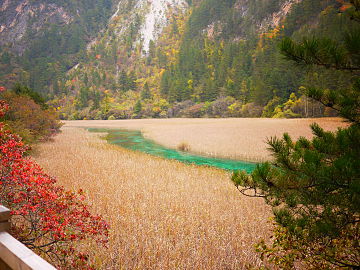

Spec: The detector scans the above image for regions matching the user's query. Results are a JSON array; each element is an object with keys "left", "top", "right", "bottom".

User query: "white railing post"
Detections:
[
  {"left": 0, "top": 205, "right": 10, "bottom": 232},
  {"left": 0, "top": 205, "right": 57, "bottom": 270}
]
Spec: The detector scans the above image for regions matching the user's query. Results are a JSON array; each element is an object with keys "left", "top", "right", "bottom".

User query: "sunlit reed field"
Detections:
[
  {"left": 64, "top": 117, "right": 347, "bottom": 162},
  {"left": 34, "top": 127, "right": 272, "bottom": 269},
  {"left": 34, "top": 118, "right": 346, "bottom": 269}
]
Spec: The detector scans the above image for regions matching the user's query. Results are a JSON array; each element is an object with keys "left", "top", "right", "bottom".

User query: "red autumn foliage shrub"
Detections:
[{"left": 0, "top": 95, "right": 109, "bottom": 269}]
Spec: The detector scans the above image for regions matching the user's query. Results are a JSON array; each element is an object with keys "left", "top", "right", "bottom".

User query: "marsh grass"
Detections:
[
  {"left": 34, "top": 127, "right": 273, "bottom": 269},
  {"left": 64, "top": 118, "right": 347, "bottom": 162}
]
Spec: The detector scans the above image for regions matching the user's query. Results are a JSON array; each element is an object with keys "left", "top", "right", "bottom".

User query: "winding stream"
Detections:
[{"left": 88, "top": 128, "right": 257, "bottom": 172}]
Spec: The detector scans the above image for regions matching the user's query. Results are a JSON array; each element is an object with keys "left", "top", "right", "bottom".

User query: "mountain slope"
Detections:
[
  {"left": 1, "top": 0, "right": 351, "bottom": 120},
  {"left": 0, "top": 0, "right": 72, "bottom": 54},
  {"left": 0, "top": 0, "right": 113, "bottom": 91},
  {"left": 54, "top": 0, "right": 318, "bottom": 120}
]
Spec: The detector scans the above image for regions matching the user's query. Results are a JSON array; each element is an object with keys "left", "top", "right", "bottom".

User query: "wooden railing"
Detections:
[{"left": 0, "top": 205, "right": 56, "bottom": 270}]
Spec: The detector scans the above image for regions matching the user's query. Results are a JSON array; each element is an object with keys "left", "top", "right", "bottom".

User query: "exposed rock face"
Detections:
[
  {"left": 0, "top": 0, "right": 72, "bottom": 55},
  {"left": 202, "top": 0, "right": 302, "bottom": 40},
  {"left": 90, "top": 0, "right": 188, "bottom": 54},
  {"left": 137, "top": 0, "right": 188, "bottom": 52},
  {"left": 0, "top": 0, "right": 298, "bottom": 56},
  {"left": 259, "top": 0, "right": 302, "bottom": 31}
]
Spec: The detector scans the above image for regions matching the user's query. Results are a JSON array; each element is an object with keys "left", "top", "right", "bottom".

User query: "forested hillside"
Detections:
[
  {"left": 160, "top": 0, "right": 350, "bottom": 118},
  {"left": 0, "top": 0, "right": 353, "bottom": 119},
  {"left": 0, "top": 0, "right": 114, "bottom": 92}
]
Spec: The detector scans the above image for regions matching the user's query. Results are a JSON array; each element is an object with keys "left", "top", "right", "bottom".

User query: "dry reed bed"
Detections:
[
  {"left": 34, "top": 127, "right": 272, "bottom": 269},
  {"left": 64, "top": 118, "right": 347, "bottom": 162}
]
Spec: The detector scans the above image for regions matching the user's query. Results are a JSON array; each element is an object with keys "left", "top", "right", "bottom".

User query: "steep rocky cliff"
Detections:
[
  {"left": 0, "top": 0, "right": 72, "bottom": 55},
  {"left": 0, "top": 0, "right": 113, "bottom": 90},
  {"left": 137, "top": 0, "right": 188, "bottom": 52}
]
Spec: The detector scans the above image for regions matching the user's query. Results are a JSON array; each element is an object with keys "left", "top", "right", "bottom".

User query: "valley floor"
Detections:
[
  {"left": 64, "top": 117, "right": 347, "bottom": 162},
  {"left": 34, "top": 127, "right": 272, "bottom": 269},
  {"left": 33, "top": 117, "right": 346, "bottom": 268}
]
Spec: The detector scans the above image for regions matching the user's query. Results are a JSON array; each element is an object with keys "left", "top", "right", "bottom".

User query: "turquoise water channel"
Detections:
[{"left": 88, "top": 128, "right": 257, "bottom": 173}]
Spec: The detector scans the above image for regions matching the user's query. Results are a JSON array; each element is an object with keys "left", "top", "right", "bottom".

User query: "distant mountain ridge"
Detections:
[
  {"left": 0, "top": 0, "right": 298, "bottom": 91},
  {"left": 0, "top": 0, "right": 348, "bottom": 120}
]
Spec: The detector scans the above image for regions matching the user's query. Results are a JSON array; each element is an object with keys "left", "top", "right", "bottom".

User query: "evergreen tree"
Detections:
[
  {"left": 147, "top": 40, "right": 156, "bottom": 65},
  {"left": 12, "top": 83, "right": 47, "bottom": 109},
  {"left": 78, "top": 86, "right": 89, "bottom": 108},
  {"left": 118, "top": 70, "right": 128, "bottom": 92},
  {"left": 239, "top": 79, "right": 250, "bottom": 103},
  {"left": 128, "top": 71, "right": 137, "bottom": 91},
  {"left": 111, "top": 43, "right": 118, "bottom": 65},
  {"left": 92, "top": 89, "right": 101, "bottom": 110},
  {"left": 141, "top": 82, "right": 152, "bottom": 100},
  {"left": 225, "top": 78, "right": 237, "bottom": 98},
  {"left": 171, "top": 16, "right": 179, "bottom": 35},
  {"left": 53, "top": 80, "right": 60, "bottom": 95},
  {"left": 157, "top": 48, "right": 168, "bottom": 68},
  {"left": 93, "top": 70, "right": 101, "bottom": 87},
  {"left": 202, "top": 77, "right": 218, "bottom": 101},
  {"left": 160, "top": 71, "right": 170, "bottom": 96},
  {"left": 232, "top": 2, "right": 360, "bottom": 268},
  {"left": 133, "top": 100, "right": 142, "bottom": 116},
  {"left": 84, "top": 73, "right": 89, "bottom": 86},
  {"left": 0, "top": 51, "right": 11, "bottom": 65}
]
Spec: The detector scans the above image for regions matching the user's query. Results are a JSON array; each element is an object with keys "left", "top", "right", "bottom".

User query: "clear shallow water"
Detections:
[{"left": 88, "top": 128, "right": 257, "bottom": 173}]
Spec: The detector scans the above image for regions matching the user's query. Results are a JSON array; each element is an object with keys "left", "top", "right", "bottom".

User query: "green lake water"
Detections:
[{"left": 88, "top": 128, "right": 257, "bottom": 173}]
